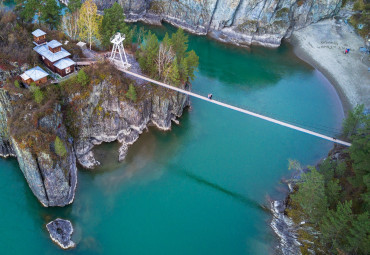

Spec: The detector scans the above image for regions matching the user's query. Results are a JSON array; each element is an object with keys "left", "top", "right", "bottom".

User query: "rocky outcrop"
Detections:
[
  {"left": 73, "top": 77, "right": 190, "bottom": 168},
  {"left": 46, "top": 218, "right": 76, "bottom": 249},
  {"left": 0, "top": 89, "right": 77, "bottom": 207},
  {"left": 0, "top": 58, "right": 189, "bottom": 205},
  {"left": 89, "top": 0, "right": 342, "bottom": 47},
  {"left": 0, "top": 90, "right": 16, "bottom": 157}
]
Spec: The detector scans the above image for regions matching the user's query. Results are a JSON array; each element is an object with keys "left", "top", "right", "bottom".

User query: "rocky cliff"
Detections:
[
  {"left": 0, "top": 89, "right": 77, "bottom": 207},
  {"left": 0, "top": 62, "right": 190, "bottom": 206},
  {"left": 70, "top": 73, "right": 190, "bottom": 168},
  {"left": 89, "top": 0, "right": 342, "bottom": 47}
]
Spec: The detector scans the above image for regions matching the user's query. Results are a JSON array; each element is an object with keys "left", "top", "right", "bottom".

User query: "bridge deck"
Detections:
[{"left": 114, "top": 63, "right": 351, "bottom": 147}]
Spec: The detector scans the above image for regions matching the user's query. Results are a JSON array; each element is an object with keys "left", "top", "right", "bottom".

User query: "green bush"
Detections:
[
  {"left": 30, "top": 83, "right": 44, "bottom": 104},
  {"left": 125, "top": 84, "right": 137, "bottom": 102},
  {"left": 77, "top": 69, "right": 90, "bottom": 86},
  {"left": 14, "top": 80, "right": 20, "bottom": 88},
  {"left": 54, "top": 136, "right": 67, "bottom": 157}
]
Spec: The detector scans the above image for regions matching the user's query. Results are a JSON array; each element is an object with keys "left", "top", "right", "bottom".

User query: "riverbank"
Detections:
[{"left": 290, "top": 18, "right": 370, "bottom": 114}]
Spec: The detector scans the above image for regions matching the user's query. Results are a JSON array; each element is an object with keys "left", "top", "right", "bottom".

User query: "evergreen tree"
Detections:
[
  {"left": 67, "top": 0, "right": 81, "bottom": 13},
  {"left": 326, "top": 179, "right": 341, "bottom": 208},
  {"left": 18, "top": 0, "right": 40, "bottom": 22},
  {"left": 291, "top": 167, "right": 328, "bottom": 224},
  {"left": 14, "top": 80, "right": 20, "bottom": 88},
  {"left": 54, "top": 136, "right": 67, "bottom": 157},
  {"left": 171, "top": 28, "right": 188, "bottom": 61},
  {"left": 40, "top": 0, "right": 62, "bottom": 29},
  {"left": 184, "top": 50, "right": 199, "bottom": 81},
  {"left": 342, "top": 104, "right": 365, "bottom": 138},
  {"left": 320, "top": 201, "right": 353, "bottom": 252},
  {"left": 179, "top": 57, "right": 188, "bottom": 82},
  {"left": 30, "top": 83, "right": 44, "bottom": 104},
  {"left": 125, "top": 84, "right": 137, "bottom": 102},
  {"left": 101, "top": 2, "right": 129, "bottom": 48},
  {"left": 162, "top": 32, "right": 171, "bottom": 48},
  {"left": 138, "top": 31, "right": 159, "bottom": 77},
  {"left": 168, "top": 59, "right": 180, "bottom": 87},
  {"left": 347, "top": 212, "right": 370, "bottom": 254},
  {"left": 76, "top": 69, "right": 89, "bottom": 86}
]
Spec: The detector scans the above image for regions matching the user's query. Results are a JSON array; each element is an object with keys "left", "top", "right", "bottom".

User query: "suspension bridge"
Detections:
[{"left": 75, "top": 32, "right": 352, "bottom": 147}]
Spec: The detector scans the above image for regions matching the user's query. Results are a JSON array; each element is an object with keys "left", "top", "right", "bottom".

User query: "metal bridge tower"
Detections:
[{"left": 110, "top": 32, "right": 131, "bottom": 69}]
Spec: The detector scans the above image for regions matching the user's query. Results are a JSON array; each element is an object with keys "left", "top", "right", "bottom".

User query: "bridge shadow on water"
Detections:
[{"left": 169, "top": 165, "right": 269, "bottom": 213}]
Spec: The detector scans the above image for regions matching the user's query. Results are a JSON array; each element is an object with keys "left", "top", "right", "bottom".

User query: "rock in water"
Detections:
[{"left": 46, "top": 219, "right": 76, "bottom": 249}]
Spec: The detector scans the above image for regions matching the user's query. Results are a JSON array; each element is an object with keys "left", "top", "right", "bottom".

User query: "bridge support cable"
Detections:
[{"left": 118, "top": 68, "right": 351, "bottom": 147}]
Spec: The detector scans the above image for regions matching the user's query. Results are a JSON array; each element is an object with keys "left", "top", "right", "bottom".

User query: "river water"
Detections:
[{"left": 0, "top": 6, "right": 343, "bottom": 254}]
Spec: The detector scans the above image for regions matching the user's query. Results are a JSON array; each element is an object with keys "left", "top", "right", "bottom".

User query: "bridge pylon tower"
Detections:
[{"left": 110, "top": 32, "right": 131, "bottom": 69}]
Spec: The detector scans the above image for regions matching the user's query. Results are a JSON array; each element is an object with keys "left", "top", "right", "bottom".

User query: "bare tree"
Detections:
[
  {"left": 60, "top": 11, "right": 80, "bottom": 40},
  {"left": 155, "top": 43, "right": 175, "bottom": 80}
]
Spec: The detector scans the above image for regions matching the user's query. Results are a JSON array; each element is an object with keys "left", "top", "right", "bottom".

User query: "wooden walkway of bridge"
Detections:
[{"left": 73, "top": 58, "right": 352, "bottom": 147}]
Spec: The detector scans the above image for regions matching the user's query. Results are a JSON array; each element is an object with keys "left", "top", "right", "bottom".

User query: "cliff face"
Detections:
[
  {"left": 0, "top": 89, "right": 77, "bottom": 207},
  {"left": 0, "top": 70, "right": 189, "bottom": 205},
  {"left": 71, "top": 77, "right": 190, "bottom": 168},
  {"left": 90, "top": 0, "right": 341, "bottom": 47}
]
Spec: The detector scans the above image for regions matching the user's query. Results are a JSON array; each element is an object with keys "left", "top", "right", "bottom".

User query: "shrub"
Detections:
[
  {"left": 77, "top": 69, "right": 90, "bottom": 86},
  {"left": 14, "top": 80, "right": 20, "bottom": 88},
  {"left": 125, "top": 84, "right": 137, "bottom": 102},
  {"left": 54, "top": 136, "right": 67, "bottom": 157},
  {"left": 30, "top": 84, "right": 44, "bottom": 104}
]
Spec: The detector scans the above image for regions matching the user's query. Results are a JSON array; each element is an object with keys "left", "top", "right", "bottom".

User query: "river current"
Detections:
[{"left": 0, "top": 8, "right": 344, "bottom": 254}]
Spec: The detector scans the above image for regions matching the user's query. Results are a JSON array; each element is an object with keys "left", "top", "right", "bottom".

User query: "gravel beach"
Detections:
[{"left": 290, "top": 19, "right": 370, "bottom": 112}]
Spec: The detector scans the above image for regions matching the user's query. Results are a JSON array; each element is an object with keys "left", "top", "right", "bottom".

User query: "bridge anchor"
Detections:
[{"left": 110, "top": 32, "right": 131, "bottom": 69}]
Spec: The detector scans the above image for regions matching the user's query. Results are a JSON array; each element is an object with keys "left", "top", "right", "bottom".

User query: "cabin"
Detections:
[
  {"left": 20, "top": 66, "right": 49, "bottom": 86},
  {"left": 34, "top": 38, "right": 76, "bottom": 77},
  {"left": 32, "top": 29, "right": 47, "bottom": 46}
]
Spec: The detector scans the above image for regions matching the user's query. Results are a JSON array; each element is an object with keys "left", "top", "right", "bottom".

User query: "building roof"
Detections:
[
  {"left": 32, "top": 29, "right": 46, "bottom": 37},
  {"left": 34, "top": 44, "right": 71, "bottom": 63},
  {"left": 22, "top": 66, "right": 49, "bottom": 82},
  {"left": 48, "top": 40, "right": 62, "bottom": 48},
  {"left": 54, "top": 58, "right": 76, "bottom": 70}
]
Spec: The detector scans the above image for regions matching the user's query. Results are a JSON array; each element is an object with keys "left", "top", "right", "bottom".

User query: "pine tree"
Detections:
[
  {"left": 171, "top": 28, "right": 188, "bottom": 61},
  {"left": 54, "top": 136, "right": 67, "bottom": 157},
  {"left": 162, "top": 32, "right": 171, "bottom": 48},
  {"left": 18, "top": 0, "right": 40, "bottom": 22},
  {"left": 342, "top": 104, "right": 365, "bottom": 138},
  {"left": 125, "top": 84, "right": 137, "bottom": 102},
  {"left": 76, "top": 69, "right": 89, "bottom": 86},
  {"left": 320, "top": 201, "right": 353, "bottom": 252},
  {"left": 291, "top": 167, "right": 328, "bottom": 224},
  {"left": 347, "top": 212, "right": 370, "bottom": 254},
  {"left": 40, "top": 0, "right": 62, "bottom": 29},
  {"left": 179, "top": 57, "right": 188, "bottom": 82},
  {"left": 326, "top": 179, "right": 341, "bottom": 208},
  {"left": 139, "top": 31, "right": 159, "bottom": 77},
  {"left": 101, "top": 2, "right": 129, "bottom": 48},
  {"left": 30, "top": 83, "right": 44, "bottom": 104},
  {"left": 78, "top": 0, "right": 102, "bottom": 50},
  {"left": 349, "top": 113, "right": 370, "bottom": 191},
  {"left": 168, "top": 59, "right": 180, "bottom": 87},
  {"left": 184, "top": 50, "right": 199, "bottom": 81},
  {"left": 14, "top": 80, "right": 20, "bottom": 88},
  {"left": 67, "top": 0, "right": 81, "bottom": 13}
]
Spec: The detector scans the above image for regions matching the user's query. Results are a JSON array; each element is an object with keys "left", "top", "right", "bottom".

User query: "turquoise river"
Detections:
[{"left": 0, "top": 15, "right": 344, "bottom": 255}]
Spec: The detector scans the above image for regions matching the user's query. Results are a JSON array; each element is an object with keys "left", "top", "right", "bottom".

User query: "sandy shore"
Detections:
[{"left": 290, "top": 19, "right": 370, "bottom": 113}]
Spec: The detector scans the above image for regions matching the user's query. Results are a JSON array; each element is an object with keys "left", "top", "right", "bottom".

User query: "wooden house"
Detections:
[
  {"left": 20, "top": 66, "right": 49, "bottom": 85},
  {"left": 32, "top": 29, "right": 47, "bottom": 46},
  {"left": 34, "top": 39, "right": 76, "bottom": 77}
]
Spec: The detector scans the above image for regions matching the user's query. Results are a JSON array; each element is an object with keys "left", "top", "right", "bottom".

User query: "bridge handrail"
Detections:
[{"left": 120, "top": 68, "right": 351, "bottom": 147}]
